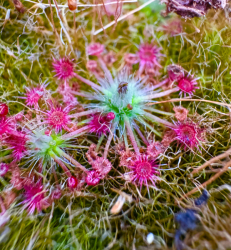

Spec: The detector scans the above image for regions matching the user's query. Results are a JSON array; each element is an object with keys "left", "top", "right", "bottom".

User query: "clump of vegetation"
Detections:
[{"left": 0, "top": 0, "right": 231, "bottom": 249}]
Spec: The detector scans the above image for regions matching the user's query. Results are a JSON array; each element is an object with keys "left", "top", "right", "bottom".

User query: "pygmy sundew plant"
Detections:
[
  {"left": 56, "top": 52, "right": 181, "bottom": 158},
  {"left": 2, "top": 1, "right": 231, "bottom": 249},
  {"left": 125, "top": 43, "right": 163, "bottom": 76},
  {"left": 172, "top": 120, "right": 205, "bottom": 150},
  {"left": 23, "top": 182, "right": 49, "bottom": 214},
  {"left": 166, "top": 64, "right": 199, "bottom": 97},
  {"left": 126, "top": 154, "right": 160, "bottom": 189}
]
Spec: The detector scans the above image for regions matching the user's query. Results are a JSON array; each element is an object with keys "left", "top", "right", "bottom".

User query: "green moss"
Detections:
[{"left": 1, "top": 1, "right": 231, "bottom": 249}]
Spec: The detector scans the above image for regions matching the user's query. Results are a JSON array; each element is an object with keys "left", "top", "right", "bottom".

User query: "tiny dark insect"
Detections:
[{"left": 118, "top": 82, "right": 128, "bottom": 94}]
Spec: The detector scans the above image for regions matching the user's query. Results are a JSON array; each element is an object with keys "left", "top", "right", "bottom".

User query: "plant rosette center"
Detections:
[
  {"left": 49, "top": 111, "right": 67, "bottom": 126},
  {"left": 28, "top": 131, "right": 65, "bottom": 158},
  {"left": 135, "top": 162, "right": 153, "bottom": 178},
  {"left": 100, "top": 78, "right": 147, "bottom": 124},
  {"left": 180, "top": 125, "right": 196, "bottom": 142},
  {"left": 178, "top": 78, "right": 194, "bottom": 92}
]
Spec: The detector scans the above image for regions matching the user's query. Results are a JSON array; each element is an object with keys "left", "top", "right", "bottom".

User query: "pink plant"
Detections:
[
  {"left": 86, "top": 170, "right": 100, "bottom": 186},
  {"left": 124, "top": 53, "right": 139, "bottom": 66},
  {"left": 23, "top": 183, "right": 49, "bottom": 214},
  {"left": 86, "top": 60, "right": 98, "bottom": 72},
  {"left": 103, "top": 0, "right": 123, "bottom": 17},
  {"left": 127, "top": 154, "right": 160, "bottom": 188},
  {"left": 103, "top": 51, "right": 116, "bottom": 66},
  {"left": 0, "top": 117, "right": 10, "bottom": 136},
  {"left": 10, "top": 167, "right": 24, "bottom": 190},
  {"left": 87, "top": 43, "right": 105, "bottom": 57},
  {"left": 63, "top": 93, "right": 78, "bottom": 107},
  {"left": 67, "top": 176, "right": 78, "bottom": 188},
  {"left": 0, "top": 163, "right": 9, "bottom": 176},
  {"left": 25, "top": 87, "right": 44, "bottom": 107},
  {"left": 177, "top": 75, "right": 199, "bottom": 97},
  {"left": 137, "top": 43, "right": 162, "bottom": 74},
  {"left": 89, "top": 112, "right": 115, "bottom": 135},
  {"left": 51, "top": 189, "right": 62, "bottom": 200},
  {"left": 0, "top": 103, "right": 8, "bottom": 117},
  {"left": 6, "top": 133, "right": 27, "bottom": 160},
  {"left": 167, "top": 64, "right": 185, "bottom": 82},
  {"left": 46, "top": 106, "right": 71, "bottom": 132},
  {"left": 161, "top": 129, "right": 177, "bottom": 147},
  {"left": 160, "top": 20, "right": 182, "bottom": 36},
  {"left": 14, "top": 112, "right": 24, "bottom": 121},
  {"left": 57, "top": 82, "right": 72, "bottom": 95},
  {"left": 71, "top": 82, "right": 80, "bottom": 92},
  {"left": 86, "top": 60, "right": 104, "bottom": 78},
  {"left": 52, "top": 58, "right": 75, "bottom": 81},
  {"left": 57, "top": 83, "right": 78, "bottom": 107},
  {"left": 86, "top": 144, "right": 98, "bottom": 165},
  {"left": 147, "top": 142, "right": 165, "bottom": 158},
  {"left": 172, "top": 120, "right": 204, "bottom": 150},
  {"left": 92, "top": 157, "right": 112, "bottom": 178},
  {"left": 173, "top": 106, "right": 189, "bottom": 121},
  {"left": 3, "top": 190, "right": 16, "bottom": 209},
  {"left": 119, "top": 150, "right": 137, "bottom": 167}
]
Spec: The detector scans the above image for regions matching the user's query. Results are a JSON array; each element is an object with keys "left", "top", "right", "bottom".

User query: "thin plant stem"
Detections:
[
  {"left": 0, "top": 177, "right": 8, "bottom": 187},
  {"left": 152, "top": 78, "right": 169, "bottom": 90},
  {"left": 181, "top": 160, "right": 231, "bottom": 200},
  {"left": 96, "top": 134, "right": 105, "bottom": 152},
  {"left": 133, "top": 130, "right": 141, "bottom": 148},
  {"left": 70, "top": 91, "right": 92, "bottom": 98},
  {"left": 51, "top": 153, "right": 72, "bottom": 177},
  {"left": 25, "top": 0, "right": 137, "bottom": 8},
  {"left": 61, "top": 125, "right": 91, "bottom": 140},
  {"left": 52, "top": 0, "right": 73, "bottom": 46},
  {"left": 74, "top": 73, "right": 104, "bottom": 92},
  {"left": 144, "top": 87, "right": 179, "bottom": 100},
  {"left": 98, "top": 57, "right": 113, "bottom": 83},
  {"left": 138, "top": 117, "right": 162, "bottom": 137},
  {"left": 144, "top": 111, "right": 173, "bottom": 127},
  {"left": 48, "top": 0, "right": 61, "bottom": 45},
  {"left": 52, "top": 166, "right": 59, "bottom": 185},
  {"left": 133, "top": 122, "right": 149, "bottom": 146},
  {"left": 56, "top": 148, "right": 88, "bottom": 173},
  {"left": 69, "top": 108, "right": 101, "bottom": 118},
  {"left": 191, "top": 148, "right": 231, "bottom": 175},
  {"left": 123, "top": 128, "right": 129, "bottom": 151},
  {"left": 144, "top": 106, "right": 174, "bottom": 116},
  {"left": 124, "top": 117, "right": 140, "bottom": 155},
  {"left": 147, "top": 98, "right": 231, "bottom": 108},
  {"left": 103, "top": 123, "right": 116, "bottom": 158},
  {"left": 137, "top": 64, "right": 144, "bottom": 78},
  {"left": 76, "top": 118, "right": 91, "bottom": 126},
  {"left": 94, "top": 0, "right": 156, "bottom": 35}
]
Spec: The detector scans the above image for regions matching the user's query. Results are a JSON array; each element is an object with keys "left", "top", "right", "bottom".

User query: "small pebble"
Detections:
[{"left": 147, "top": 232, "right": 154, "bottom": 244}]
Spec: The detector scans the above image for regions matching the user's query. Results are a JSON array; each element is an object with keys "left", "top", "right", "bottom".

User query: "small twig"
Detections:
[
  {"left": 24, "top": 0, "right": 137, "bottom": 8},
  {"left": 94, "top": 0, "right": 156, "bottom": 35},
  {"left": 147, "top": 98, "right": 231, "bottom": 108},
  {"left": 181, "top": 160, "right": 231, "bottom": 200},
  {"left": 52, "top": 0, "right": 73, "bottom": 46},
  {"left": 191, "top": 148, "right": 231, "bottom": 175},
  {"left": 48, "top": 0, "right": 61, "bottom": 45}
]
